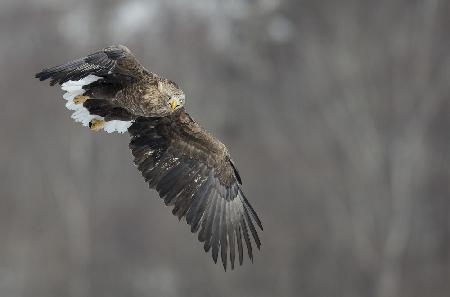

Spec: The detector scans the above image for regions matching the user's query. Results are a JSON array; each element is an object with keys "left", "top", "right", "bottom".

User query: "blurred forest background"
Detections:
[{"left": 1, "top": 0, "right": 450, "bottom": 296}]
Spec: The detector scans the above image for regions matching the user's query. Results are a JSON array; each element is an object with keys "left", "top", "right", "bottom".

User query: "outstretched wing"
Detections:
[
  {"left": 128, "top": 110, "right": 263, "bottom": 270},
  {"left": 35, "top": 44, "right": 147, "bottom": 86},
  {"left": 35, "top": 45, "right": 146, "bottom": 133}
]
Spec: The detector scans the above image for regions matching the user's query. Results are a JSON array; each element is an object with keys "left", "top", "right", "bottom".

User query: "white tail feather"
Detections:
[{"left": 60, "top": 75, "right": 133, "bottom": 133}]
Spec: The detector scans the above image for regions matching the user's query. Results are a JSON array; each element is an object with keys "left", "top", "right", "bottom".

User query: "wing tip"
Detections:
[
  {"left": 240, "top": 190, "right": 263, "bottom": 230},
  {"left": 35, "top": 70, "right": 49, "bottom": 81}
]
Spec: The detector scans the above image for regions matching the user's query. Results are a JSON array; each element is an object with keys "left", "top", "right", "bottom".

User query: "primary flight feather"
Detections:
[{"left": 35, "top": 45, "right": 262, "bottom": 270}]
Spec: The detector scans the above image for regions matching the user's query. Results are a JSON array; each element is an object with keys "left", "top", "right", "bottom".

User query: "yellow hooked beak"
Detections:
[{"left": 168, "top": 97, "right": 180, "bottom": 111}]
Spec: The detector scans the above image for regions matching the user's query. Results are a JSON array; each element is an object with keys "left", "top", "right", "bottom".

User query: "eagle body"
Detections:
[
  {"left": 116, "top": 77, "right": 161, "bottom": 116},
  {"left": 36, "top": 45, "right": 262, "bottom": 270}
]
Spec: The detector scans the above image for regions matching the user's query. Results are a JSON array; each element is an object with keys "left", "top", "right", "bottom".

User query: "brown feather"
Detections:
[{"left": 128, "top": 111, "right": 262, "bottom": 269}]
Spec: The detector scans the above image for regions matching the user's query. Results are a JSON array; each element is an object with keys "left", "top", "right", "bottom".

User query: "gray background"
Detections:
[{"left": 1, "top": 0, "right": 450, "bottom": 296}]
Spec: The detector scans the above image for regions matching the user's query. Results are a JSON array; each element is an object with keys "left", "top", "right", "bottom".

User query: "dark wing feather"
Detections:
[
  {"left": 35, "top": 44, "right": 147, "bottom": 86},
  {"left": 128, "top": 109, "right": 263, "bottom": 269}
]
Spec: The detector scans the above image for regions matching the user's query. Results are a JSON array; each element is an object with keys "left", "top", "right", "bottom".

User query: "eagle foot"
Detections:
[
  {"left": 89, "top": 119, "right": 105, "bottom": 131},
  {"left": 73, "top": 95, "right": 90, "bottom": 105}
]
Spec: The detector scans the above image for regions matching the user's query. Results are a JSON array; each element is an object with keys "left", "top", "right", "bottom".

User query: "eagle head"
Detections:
[{"left": 158, "top": 79, "right": 185, "bottom": 112}]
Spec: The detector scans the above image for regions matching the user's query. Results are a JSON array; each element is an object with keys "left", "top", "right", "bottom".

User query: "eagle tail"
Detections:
[{"left": 60, "top": 75, "right": 133, "bottom": 133}]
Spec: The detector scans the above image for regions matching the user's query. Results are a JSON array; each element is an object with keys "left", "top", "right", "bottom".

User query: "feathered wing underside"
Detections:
[
  {"left": 128, "top": 111, "right": 263, "bottom": 270},
  {"left": 35, "top": 45, "right": 146, "bottom": 133}
]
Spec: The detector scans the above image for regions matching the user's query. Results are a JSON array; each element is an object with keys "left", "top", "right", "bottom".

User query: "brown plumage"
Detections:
[{"left": 35, "top": 45, "right": 262, "bottom": 270}]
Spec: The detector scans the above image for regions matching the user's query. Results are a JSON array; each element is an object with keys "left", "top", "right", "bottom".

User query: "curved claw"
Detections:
[
  {"left": 73, "top": 95, "right": 90, "bottom": 105},
  {"left": 89, "top": 119, "right": 105, "bottom": 131}
]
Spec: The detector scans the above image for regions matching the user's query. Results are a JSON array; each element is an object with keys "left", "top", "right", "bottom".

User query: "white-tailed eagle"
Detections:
[{"left": 35, "top": 45, "right": 262, "bottom": 270}]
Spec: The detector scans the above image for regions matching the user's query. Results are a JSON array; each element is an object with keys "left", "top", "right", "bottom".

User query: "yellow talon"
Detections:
[
  {"left": 73, "top": 95, "right": 90, "bottom": 105},
  {"left": 89, "top": 119, "right": 105, "bottom": 131}
]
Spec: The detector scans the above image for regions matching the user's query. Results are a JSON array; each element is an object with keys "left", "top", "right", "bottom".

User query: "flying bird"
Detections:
[{"left": 35, "top": 45, "right": 262, "bottom": 270}]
